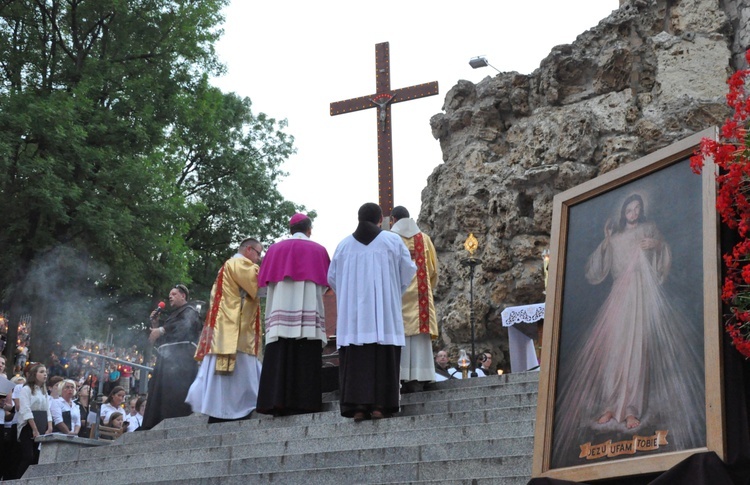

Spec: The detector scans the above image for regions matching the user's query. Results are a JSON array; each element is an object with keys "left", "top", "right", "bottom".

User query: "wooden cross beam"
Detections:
[{"left": 330, "top": 42, "right": 438, "bottom": 217}]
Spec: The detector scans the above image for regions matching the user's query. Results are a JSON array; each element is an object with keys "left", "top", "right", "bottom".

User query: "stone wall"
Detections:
[{"left": 421, "top": 0, "right": 750, "bottom": 370}]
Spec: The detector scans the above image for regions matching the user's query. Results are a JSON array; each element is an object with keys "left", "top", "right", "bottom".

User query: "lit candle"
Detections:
[{"left": 464, "top": 233, "right": 478, "bottom": 257}]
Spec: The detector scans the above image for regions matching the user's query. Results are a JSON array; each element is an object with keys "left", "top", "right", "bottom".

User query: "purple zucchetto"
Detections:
[{"left": 289, "top": 213, "right": 309, "bottom": 226}]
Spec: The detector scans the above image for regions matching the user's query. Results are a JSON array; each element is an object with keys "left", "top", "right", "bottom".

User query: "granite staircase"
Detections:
[{"left": 17, "top": 372, "right": 539, "bottom": 484}]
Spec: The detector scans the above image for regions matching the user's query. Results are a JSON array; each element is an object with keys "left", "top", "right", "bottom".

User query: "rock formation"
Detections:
[{"left": 421, "top": 0, "right": 750, "bottom": 369}]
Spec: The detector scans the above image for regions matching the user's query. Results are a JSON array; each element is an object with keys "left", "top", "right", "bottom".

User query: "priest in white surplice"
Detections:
[
  {"left": 390, "top": 206, "right": 439, "bottom": 392},
  {"left": 327, "top": 203, "right": 416, "bottom": 421}
]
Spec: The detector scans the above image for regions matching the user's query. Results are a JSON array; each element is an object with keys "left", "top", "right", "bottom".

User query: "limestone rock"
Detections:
[{"left": 421, "top": 0, "right": 742, "bottom": 371}]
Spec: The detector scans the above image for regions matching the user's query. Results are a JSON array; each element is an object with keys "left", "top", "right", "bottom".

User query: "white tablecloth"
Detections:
[{"left": 501, "top": 303, "right": 544, "bottom": 373}]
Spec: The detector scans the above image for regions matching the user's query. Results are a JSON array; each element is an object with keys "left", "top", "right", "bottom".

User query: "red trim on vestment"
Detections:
[
  {"left": 195, "top": 263, "right": 226, "bottom": 361},
  {"left": 254, "top": 306, "right": 261, "bottom": 353},
  {"left": 413, "top": 233, "right": 430, "bottom": 334}
]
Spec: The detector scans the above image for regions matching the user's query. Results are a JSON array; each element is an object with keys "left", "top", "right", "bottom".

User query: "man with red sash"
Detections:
[
  {"left": 390, "top": 206, "right": 439, "bottom": 393},
  {"left": 256, "top": 213, "right": 330, "bottom": 416},
  {"left": 186, "top": 237, "right": 264, "bottom": 423}
]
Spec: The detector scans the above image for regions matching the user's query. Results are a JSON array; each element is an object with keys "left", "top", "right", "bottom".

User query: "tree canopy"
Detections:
[{"left": 0, "top": 0, "right": 302, "bottom": 364}]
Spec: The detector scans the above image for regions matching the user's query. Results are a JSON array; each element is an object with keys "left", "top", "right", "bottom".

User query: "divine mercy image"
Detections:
[{"left": 550, "top": 163, "right": 707, "bottom": 469}]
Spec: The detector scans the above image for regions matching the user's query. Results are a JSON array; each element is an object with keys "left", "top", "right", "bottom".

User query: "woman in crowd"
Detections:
[
  {"left": 99, "top": 386, "right": 126, "bottom": 424},
  {"left": 0, "top": 356, "right": 18, "bottom": 480},
  {"left": 3, "top": 374, "right": 25, "bottom": 479},
  {"left": 50, "top": 379, "right": 81, "bottom": 436},
  {"left": 17, "top": 363, "right": 52, "bottom": 477},
  {"left": 124, "top": 396, "right": 140, "bottom": 432},
  {"left": 131, "top": 397, "right": 147, "bottom": 432},
  {"left": 75, "top": 384, "right": 93, "bottom": 438},
  {"left": 46, "top": 375, "right": 63, "bottom": 399}
]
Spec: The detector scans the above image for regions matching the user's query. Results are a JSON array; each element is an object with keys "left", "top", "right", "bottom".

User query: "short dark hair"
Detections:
[
  {"left": 239, "top": 237, "right": 260, "bottom": 250},
  {"left": 107, "top": 386, "right": 125, "bottom": 402},
  {"left": 48, "top": 375, "right": 64, "bottom": 388},
  {"left": 290, "top": 217, "right": 312, "bottom": 235},
  {"left": 358, "top": 202, "right": 382, "bottom": 223},
  {"left": 173, "top": 284, "right": 189, "bottom": 300},
  {"left": 391, "top": 206, "right": 409, "bottom": 220}
]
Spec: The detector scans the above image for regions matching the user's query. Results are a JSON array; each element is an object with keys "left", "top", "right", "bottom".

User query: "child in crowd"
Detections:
[{"left": 101, "top": 411, "right": 125, "bottom": 440}]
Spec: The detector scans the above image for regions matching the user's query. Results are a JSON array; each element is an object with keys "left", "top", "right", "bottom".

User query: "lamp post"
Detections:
[
  {"left": 461, "top": 233, "right": 482, "bottom": 378},
  {"left": 469, "top": 56, "right": 501, "bottom": 73},
  {"left": 106, "top": 315, "right": 114, "bottom": 351}
]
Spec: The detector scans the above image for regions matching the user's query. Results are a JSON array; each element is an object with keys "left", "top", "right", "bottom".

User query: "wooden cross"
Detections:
[{"left": 330, "top": 42, "right": 439, "bottom": 217}]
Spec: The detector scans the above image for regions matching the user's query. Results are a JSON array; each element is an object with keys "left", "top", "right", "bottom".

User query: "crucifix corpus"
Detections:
[{"left": 330, "top": 42, "right": 438, "bottom": 218}]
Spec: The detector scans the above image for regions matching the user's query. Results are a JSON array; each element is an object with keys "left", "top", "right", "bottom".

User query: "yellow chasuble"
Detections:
[
  {"left": 195, "top": 256, "right": 262, "bottom": 373},
  {"left": 399, "top": 232, "right": 439, "bottom": 338}
]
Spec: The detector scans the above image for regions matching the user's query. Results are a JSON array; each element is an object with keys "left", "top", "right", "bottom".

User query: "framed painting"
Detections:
[{"left": 532, "top": 128, "right": 725, "bottom": 481}]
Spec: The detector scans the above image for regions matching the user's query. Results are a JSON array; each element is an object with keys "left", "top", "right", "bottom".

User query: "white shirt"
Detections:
[
  {"left": 50, "top": 397, "right": 81, "bottom": 432},
  {"left": 17, "top": 385, "right": 51, "bottom": 435},
  {"left": 100, "top": 402, "right": 121, "bottom": 424},
  {"left": 124, "top": 413, "right": 142, "bottom": 432},
  {"left": 7, "top": 384, "right": 22, "bottom": 426},
  {"left": 328, "top": 230, "right": 416, "bottom": 348}
]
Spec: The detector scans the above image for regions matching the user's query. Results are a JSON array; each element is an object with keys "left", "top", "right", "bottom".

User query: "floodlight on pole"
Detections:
[{"left": 469, "top": 56, "right": 501, "bottom": 73}]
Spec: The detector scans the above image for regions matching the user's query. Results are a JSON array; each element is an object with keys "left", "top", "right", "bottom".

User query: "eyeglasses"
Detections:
[
  {"left": 248, "top": 247, "right": 263, "bottom": 257},
  {"left": 173, "top": 284, "right": 188, "bottom": 295}
]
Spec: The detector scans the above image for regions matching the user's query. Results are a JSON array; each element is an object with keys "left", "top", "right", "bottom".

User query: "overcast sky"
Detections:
[{"left": 212, "top": 1, "right": 620, "bottom": 255}]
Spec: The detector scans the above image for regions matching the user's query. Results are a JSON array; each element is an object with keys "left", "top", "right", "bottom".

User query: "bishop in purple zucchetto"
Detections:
[
  {"left": 289, "top": 212, "right": 309, "bottom": 227},
  {"left": 255, "top": 211, "right": 330, "bottom": 416}
]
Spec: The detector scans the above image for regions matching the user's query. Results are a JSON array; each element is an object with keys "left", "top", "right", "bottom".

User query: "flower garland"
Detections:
[{"left": 691, "top": 49, "right": 750, "bottom": 358}]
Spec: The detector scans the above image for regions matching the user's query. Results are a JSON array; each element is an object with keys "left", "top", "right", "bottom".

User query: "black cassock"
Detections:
[{"left": 141, "top": 302, "right": 201, "bottom": 430}]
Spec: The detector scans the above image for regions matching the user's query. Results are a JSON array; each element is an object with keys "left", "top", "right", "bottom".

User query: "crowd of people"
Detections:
[
  {"left": 0, "top": 355, "right": 151, "bottom": 479},
  {"left": 0, "top": 314, "right": 31, "bottom": 373},
  {"left": 43, "top": 341, "right": 154, "bottom": 395},
  {"left": 433, "top": 349, "right": 496, "bottom": 380},
  {"left": 0, "top": 203, "right": 506, "bottom": 479}
]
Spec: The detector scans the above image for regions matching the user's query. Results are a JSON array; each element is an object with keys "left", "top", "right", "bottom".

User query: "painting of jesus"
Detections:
[{"left": 550, "top": 165, "right": 707, "bottom": 469}]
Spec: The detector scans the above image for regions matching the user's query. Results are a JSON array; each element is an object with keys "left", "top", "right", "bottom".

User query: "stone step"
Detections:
[
  {"left": 316, "top": 372, "right": 539, "bottom": 407},
  {"left": 148, "top": 386, "right": 536, "bottom": 436},
  {"left": 19, "top": 371, "right": 540, "bottom": 484},
  {"left": 110, "top": 401, "right": 537, "bottom": 448},
  {"left": 26, "top": 434, "right": 533, "bottom": 479},
  {"left": 377, "top": 479, "right": 531, "bottom": 485},
  {"left": 399, "top": 389, "right": 537, "bottom": 417},
  {"left": 402, "top": 380, "right": 540, "bottom": 405},
  {"left": 20, "top": 454, "right": 533, "bottom": 484},
  {"left": 76, "top": 414, "right": 535, "bottom": 461},
  {"left": 145, "top": 375, "right": 539, "bottom": 433},
  {"left": 144, "top": 477, "right": 532, "bottom": 485},
  {"left": 85, "top": 379, "right": 538, "bottom": 453}
]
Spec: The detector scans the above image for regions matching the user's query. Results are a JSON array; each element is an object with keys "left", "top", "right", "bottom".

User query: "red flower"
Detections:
[
  {"left": 722, "top": 278, "right": 737, "bottom": 303},
  {"left": 695, "top": 49, "right": 750, "bottom": 359}
]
